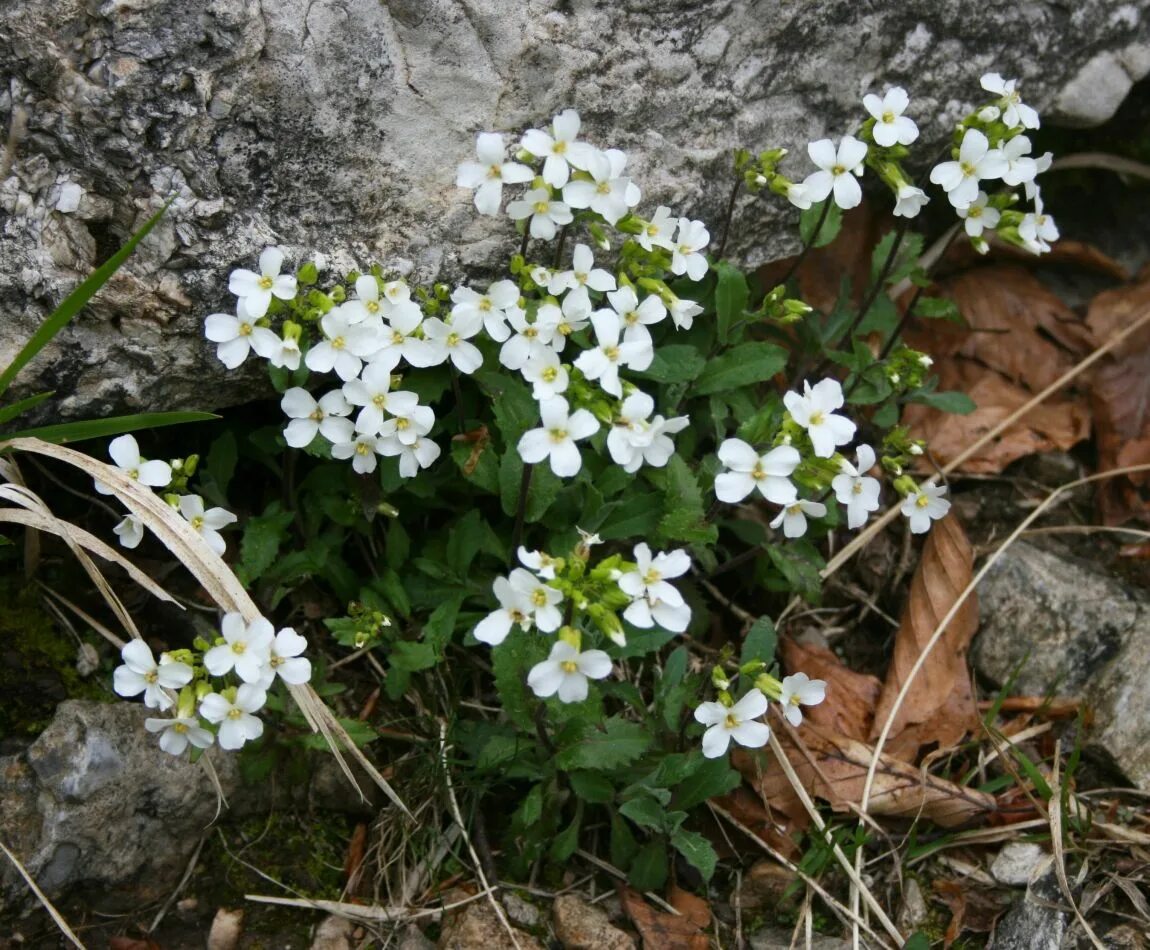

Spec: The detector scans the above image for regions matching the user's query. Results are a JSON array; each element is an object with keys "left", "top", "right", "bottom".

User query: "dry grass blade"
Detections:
[
  {"left": 1049, "top": 741, "right": 1106, "bottom": 950},
  {"left": 0, "top": 437, "right": 411, "bottom": 818},
  {"left": 0, "top": 838, "right": 83, "bottom": 949}
]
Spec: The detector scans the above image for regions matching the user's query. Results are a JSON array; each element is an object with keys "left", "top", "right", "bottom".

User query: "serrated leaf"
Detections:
[
  {"left": 694, "top": 341, "right": 788, "bottom": 396},
  {"left": 422, "top": 596, "right": 463, "bottom": 656},
  {"left": 238, "top": 504, "right": 294, "bottom": 583},
  {"left": 671, "top": 828, "right": 718, "bottom": 881},
  {"left": 555, "top": 716, "right": 651, "bottom": 771},
  {"left": 597, "top": 492, "right": 663, "bottom": 541},
  {"left": 569, "top": 771, "right": 616, "bottom": 804},
  {"left": 491, "top": 629, "right": 548, "bottom": 732},
  {"left": 909, "top": 390, "right": 976, "bottom": 415},
  {"left": 628, "top": 839, "right": 668, "bottom": 891},
  {"left": 619, "top": 794, "right": 667, "bottom": 831},
  {"left": 912, "top": 296, "right": 964, "bottom": 323},
  {"left": 550, "top": 802, "right": 583, "bottom": 861},
  {"left": 657, "top": 507, "right": 718, "bottom": 545}
]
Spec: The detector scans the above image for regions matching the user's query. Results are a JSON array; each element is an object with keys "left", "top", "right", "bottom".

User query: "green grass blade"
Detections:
[
  {"left": 2, "top": 411, "right": 218, "bottom": 445},
  {"left": 0, "top": 200, "right": 172, "bottom": 399},
  {"left": 0, "top": 391, "right": 55, "bottom": 426}
]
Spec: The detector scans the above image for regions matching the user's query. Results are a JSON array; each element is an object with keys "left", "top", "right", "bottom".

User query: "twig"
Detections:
[
  {"left": 245, "top": 886, "right": 495, "bottom": 922},
  {"left": 509, "top": 462, "right": 533, "bottom": 562},
  {"left": 715, "top": 177, "right": 743, "bottom": 260},
  {"left": 573, "top": 848, "right": 682, "bottom": 915}
]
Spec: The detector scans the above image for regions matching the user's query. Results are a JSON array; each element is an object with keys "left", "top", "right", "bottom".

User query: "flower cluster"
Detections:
[
  {"left": 112, "top": 612, "right": 311, "bottom": 755},
  {"left": 95, "top": 434, "right": 237, "bottom": 553},
  {"left": 695, "top": 671, "right": 827, "bottom": 759}
]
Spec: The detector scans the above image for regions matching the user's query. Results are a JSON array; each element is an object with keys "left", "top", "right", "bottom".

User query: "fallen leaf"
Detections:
[
  {"left": 739, "top": 722, "right": 996, "bottom": 829},
  {"left": 870, "top": 514, "right": 980, "bottom": 760},
  {"left": 932, "top": 879, "right": 1007, "bottom": 944},
  {"left": 1086, "top": 278, "right": 1150, "bottom": 523},
  {"left": 619, "top": 885, "right": 709, "bottom": 950},
  {"left": 344, "top": 822, "right": 368, "bottom": 895},
  {"left": 668, "top": 885, "right": 711, "bottom": 930},
  {"left": 712, "top": 787, "right": 802, "bottom": 857},
  {"left": 779, "top": 639, "right": 881, "bottom": 742}
]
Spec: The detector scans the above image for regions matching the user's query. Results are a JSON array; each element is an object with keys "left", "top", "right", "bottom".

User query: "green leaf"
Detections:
[
  {"left": 659, "top": 646, "right": 688, "bottom": 696},
  {"left": 422, "top": 596, "right": 463, "bottom": 656},
  {"left": 671, "top": 828, "right": 718, "bottom": 881},
  {"left": 909, "top": 390, "right": 976, "bottom": 415},
  {"left": 673, "top": 758, "right": 741, "bottom": 810},
  {"left": 0, "top": 201, "right": 170, "bottom": 399},
  {"left": 205, "top": 430, "right": 238, "bottom": 500},
  {"left": 766, "top": 542, "right": 824, "bottom": 603},
  {"left": 445, "top": 509, "right": 486, "bottom": 576},
  {"left": 657, "top": 508, "right": 718, "bottom": 545},
  {"left": 628, "top": 839, "right": 668, "bottom": 891},
  {"left": 871, "top": 401, "right": 898, "bottom": 428},
  {"left": 903, "top": 934, "right": 931, "bottom": 950},
  {"left": 0, "top": 391, "right": 54, "bottom": 426},
  {"left": 715, "top": 261, "right": 749, "bottom": 344},
  {"left": 694, "top": 341, "right": 788, "bottom": 396},
  {"left": 5, "top": 411, "right": 218, "bottom": 444},
  {"left": 854, "top": 293, "right": 900, "bottom": 338},
  {"left": 555, "top": 716, "right": 651, "bottom": 772},
  {"left": 482, "top": 371, "right": 539, "bottom": 444},
  {"left": 389, "top": 640, "right": 437, "bottom": 672},
  {"left": 499, "top": 452, "right": 563, "bottom": 523},
  {"left": 741, "top": 616, "right": 777, "bottom": 667},
  {"left": 635, "top": 344, "right": 707, "bottom": 384},
  {"left": 912, "top": 296, "right": 964, "bottom": 323},
  {"left": 597, "top": 492, "right": 664, "bottom": 540},
  {"left": 238, "top": 504, "right": 294, "bottom": 584},
  {"left": 800, "top": 200, "right": 842, "bottom": 249},
  {"left": 646, "top": 751, "right": 707, "bottom": 789},
  {"left": 610, "top": 809, "right": 639, "bottom": 869},
  {"left": 515, "top": 784, "right": 544, "bottom": 828},
  {"left": 619, "top": 794, "right": 667, "bottom": 831},
  {"left": 550, "top": 802, "right": 583, "bottom": 862},
  {"left": 569, "top": 771, "right": 616, "bottom": 804},
  {"left": 491, "top": 629, "right": 548, "bottom": 732}
]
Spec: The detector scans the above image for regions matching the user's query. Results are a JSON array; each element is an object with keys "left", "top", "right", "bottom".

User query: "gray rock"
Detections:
[
  {"left": 1, "top": 0, "right": 1148, "bottom": 420},
  {"left": 749, "top": 927, "right": 849, "bottom": 949},
  {"left": 974, "top": 541, "right": 1150, "bottom": 789},
  {"left": 991, "top": 842, "right": 1050, "bottom": 887},
  {"left": 988, "top": 859, "right": 1066, "bottom": 950}
]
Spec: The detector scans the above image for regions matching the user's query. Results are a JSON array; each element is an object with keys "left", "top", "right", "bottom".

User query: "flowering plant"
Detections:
[{"left": 105, "top": 72, "right": 1057, "bottom": 888}]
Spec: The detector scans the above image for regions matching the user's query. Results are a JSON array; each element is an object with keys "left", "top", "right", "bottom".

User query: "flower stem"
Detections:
[
  {"left": 552, "top": 225, "right": 569, "bottom": 269},
  {"left": 519, "top": 223, "right": 531, "bottom": 261},
  {"left": 509, "top": 462, "right": 534, "bottom": 562},
  {"left": 449, "top": 364, "right": 466, "bottom": 435},
  {"left": 715, "top": 177, "right": 743, "bottom": 260},
  {"left": 778, "top": 199, "right": 832, "bottom": 289}
]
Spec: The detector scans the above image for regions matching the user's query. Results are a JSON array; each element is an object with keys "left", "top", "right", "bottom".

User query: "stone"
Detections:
[
  {"left": 0, "top": 0, "right": 1147, "bottom": 421},
  {"left": 897, "top": 878, "right": 929, "bottom": 932},
  {"left": 501, "top": 891, "right": 541, "bottom": 930},
  {"left": 749, "top": 927, "right": 849, "bottom": 949},
  {"left": 437, "top": 899, "right": 544, "bottom": 950},
  {"left": 988, "top": 860, "right": 1066, "bottom": 949},
  {"left": 552, "top": 893, "right": 635, "bottom": 950},
  {"left": 973, "top": 541, "right": 1150, "bottom": 789},
  {"left": 990, "top": 842, "right": 1050, "bottom": 887}
]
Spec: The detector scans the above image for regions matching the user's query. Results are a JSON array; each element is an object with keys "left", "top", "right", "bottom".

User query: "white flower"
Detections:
[
  {"left": 204, "top": 303, "right": 281, "bottom": 369},
  {"left": 113, "top": 640, "right": 193, "bottom": 711},
  {"left": 331, "top": 431, "right": 385, "bottom": 474},
  {"left": 893, "top": 184, "right": 929, "bottom": 219},
  {"left": 540, "top": 293, "right": 591, "bottom": 350},
  {"left": 203, "top": 613, "right": 275, "bottom": 683},
  {"left": 574, "top": 309, "right": 653, "bottom": 398},
  {"left": 144, "top": 716, "right": 214, "bottom": 756},
  {"left": 901, "top": 483, "right": 951, "bottom": 534},
  {"left": 342, "top": 275, "right": 387, "bottom": 325},
  {"left": 507, "top": 187, "right": 574, "bottom": 240},
  {"left": 981, "top": 73, "right": 1040, "bottom": 130},
  {"left": 178, "top": 494, "right": 237, "bottom": 556},
  {"left": 561, "top": 148, "right": 641, "bottom": 225},
  {"left": 770, "top": 498, "right": 828, "bottom": 539},
  {"left": 376, "top": 392, "right": 435, "bottom": 445},
  {"left": 548, "top": 243, "right": 617, "bottom": 299},
  {"left": 199, "top": 684, "right": 267, "bottom": 751},
  {"left": 94, "top": 434, "right": 172, "bottom": 495},
  {"left": 517, "top": 397, "right": 600, "bottom": 477},
  {"left": 929, "top": 129, "right": 1007, "bottom": 209},
  {"left": 520, "top": 108, "right": 597, "bottom": 188},
  {"left": 802, "top": 136, "right": 868, "bottom": 210},
  {"left": 421, "top": 312, "right": 484, "bottom": 374},
  {"left": 456, "top": 132, "right": 534, "bottom": 215},
  {"left": 715, "top": 439, "right": 800, "bottom": 505},
  {"left": 694, "top": 689, "right": 770, "bottom": 759},
  {"left": 114, "top": 513, "right": 145, "bottom": 549},
  {"left": 256, "top": 628, "right": 312, "bottom": 688},
  {"left": 305, "top": 307, "right": 386, "bottom": 381},
  {"left": 262, "top": 331, "right": 302, "bottom": 370},
  {"left": 620, "top": 543, "right": 692, "bottom": 635},
  {"left": 786, "top": 181, "right": 813, "bottom": 210},
  {"left": 636, "top": 206, "right": 676, "bottom": 252},
  {"left": 281, "top": 388, "right": 354, "bottom": 448},
  {"left": 778, "top": 672, "right": 827, "bottom": 727},
  {"left": 999, "top": 135, "right": 1038, "bottom": 187},
  {"left": 606, "top": 391, "right": 688, "bottom": 473},
  {"left": 500, "top": 307, "right": 560, "bottom": 371},
  {"left": 669, "top": 218, "right": 711, "bottom": 281},
  {"left": 522, "top": 350, "right": 570, "bottom": 400},
  {"left": 831, "top": 444, "right": 882, "bottom": 529},
  {"left": 379, "top": 299, "right": 438, "bottom": 369},
  {"left": 668, "top": 295, "right": 703, "bottom": 331},
  {"left": 783, "top": 378, "right": 857, "bottom": 458},
  {"left": 379, "top": 433, "right": 441, "bottom": 478},
  {"left": 343, "top": 362, "right": 399, "bottom": 435},
  {"left": 451, "top": 280, "right": 520, "bottom": 343},
  {"left": 957, "top": 191, "right": 1001, "bottom": 239},
  {"left": 1025, "top": 152, "right": 1053, "bottom": 201},
  {"left": 474, "top": 574, "right": 533, "bottom": 645},
  {"left": 527, "top": 641, "right": 613, "bottom": 703},
  {"left": 604, "top": 286, "right": 667, "bottom": 347},
  {"left": 507, "top": 567, "right": 563, "bottom": 632},
  {"left": 863, "top": 87, "right": 919, "bottom": 147},
  {"left": 518, "top": 546, "right": 559, "bottom": 580},
  {"left": 1018, "top": 187, "right": 1059, "bottom": 254},
  {"left": 227, "top": 247, "right": 298, "bottom": 318}
]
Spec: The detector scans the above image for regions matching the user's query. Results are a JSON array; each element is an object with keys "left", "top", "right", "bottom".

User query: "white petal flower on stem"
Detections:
[
  {"left": 178, "top": 494, "right": 237, "bottom": 556},
  {"left": 618, "top": 542, "right": 690, "bottom": 605},
  {"left": 548, "top": 243, "right": 617, "bottom": 298},
  {"left": 605, "top": 286, "right": 667, "bottom": 347},
  {"left": 144, "top": 716, "right": 214, "bottom": 756},
  {"left": 452, "top": 280, "right": 521, "bottom": 343},
  {"left": 455, "top": 132, "right": 534, "bottom": 215},
  {"left": 574, "top": 309, "right": 653, "bottom": 398},
  {"left": 901, "top": 483, "right": 951, "bottom": 534},
  {"left": 694, "top": 688, "right": 770, "bottom": 759},
  {"left": 862, "top": 87, "right": 919, "bottom": 147},
  {"left": 257, "top": 330, "right": 302, "bottom": 370},
  {"left": 114, "top": 513, "right": 145, "bottom": 549},
  {"left": 500, "top": 307, "right": 559, "bottom": 371},
  {"left": 831, "top": 443, "right": 882, "bottom": 529},
  {"left": 204, "top": 302, "right": 281, "bottom": 370},
  {"left": 636, "top": 206, "right": 676, "bottom": 252},
  {"left": 769, "top": 498, "right": 828, "bottom": 539},
  {"left": 527, "top": 640, "right": 613, "bottom": 703},
  {"left": 518, "top": 547, "right": 559, "bottom": 580},
  {"left": 893, "top": 184, "right": 929, "bottom": 219},
  {"left": 342, "top": 275, "right": 387, "bottom": 325},
  {"left": 522, "top": 350, "right": 570, "bottom": 400},
  {"left": 331, "top": 431, "right": 385, "bottom": 474},
  {"left": 670, "top": 218, "right": 711, "bottom": 281},
  {"left": 542, "top": 293, "right": 592, "bottom": 351},
  {"left": 113, "top": 640, "right": 193, "bottom": 711},
  {"left": 561, "top": 148, "right": 641, "bottom": 225},
  {"left": 981, "top": 73, "right": 1040, "bottom": 130},
  {"left": 783, "top": 378, "right": 857, "bottom": 458},
  {"left": 668, "top": 295, "right": 703, "bottom": 331},
  {"left": 1018, "top": 187, "right": 1059, "bottom": 254},
  {"left": 519, "top": 108, "right": 597, "bottom": 188},
  {"left": 507, "top": 567, "right": 563, "bottom": 632},
  {"left": 343, "top": 362, "right": 401, "bottom": 435},
  {"left": 506, "top": 187, "right": 574, "bottom": 240},
  {"left": 305, "top": 306, "right": 386, "bottom": 381},
  {"left": 473, "top": 574, "right": 533, "bottom": 645},
  {"left": 957, "top": 191, "right": 1001, "bottom": 240},
  {"left": 786, "top": 181, "right": 813, "bottom": 210},
  {"left": 999, "top": 135, "right": 1038, "bottom": 187},
  {"left": 199, "top": 684, "right": 267, "bottom": 751},
  {"left": 778, "top": 672, "right": 828, "bottom": 727},
  {"left": 929, "top": 129, "right": 1008, "bottom": 209},
  {"left": 257, "top": 627, "right": 312, "bottom": 688},
  {"left": 94, "top": 434, "right": 172, "bottom": 495},
  {"left": 203, "top": 613, "right": 275, "bottom": 684},
  {"left": 378, "top": 433, "right": 441, "bottom": 478},
  {"left": 516, "top": 396, "right": 600, "bottom": 478},
  {"left": 227, "top": 247, "right": 298, "bottom": 318},
  {"left": 802, "top": 136, "right": 869, "bottom": 210},
  {"left": 606, "top": 390, "right": 688, "bottom": 473},
  {"left": 281, "top": 388, "right": 354, "bottom": 448},
  {"left": 376, "top": 392, "right": 435, "bottom": 446},
  {"left": 714, "top": 438, "right": 800, "bottom": 505},
  {"left": 422, "top": 311, "right": 484, "bottom": 374},
  {"left": 380, "top": 300, "right": 436, "bottom": 369}
]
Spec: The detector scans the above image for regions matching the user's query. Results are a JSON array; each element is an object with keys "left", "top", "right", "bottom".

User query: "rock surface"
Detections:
[
  {"left": 551, "top": 893, "right": 635, "bottom": 950},
  {"left": 974, "top": 541, "right": 1150, "bottom": 789},
  {"left": 2, "top": 0, "right": 1149, "bottom": 420},
  {"left": 438, "top": 898, "right": 545, "bottom": 950},
  {"left": 988, "top": 859, "right": 1066, "bottom": 950}
]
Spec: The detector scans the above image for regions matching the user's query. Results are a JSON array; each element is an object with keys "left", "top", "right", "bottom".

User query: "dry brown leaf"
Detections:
[
  {"left": 871, "top": 514, "right": 980, "bottom": 760},
  {"left": 739, "top": 722, "right": 996, "bottom": 829},
  {"left": 1086, "top": 278, "right": 1150, "bottom": 523},
  {"left": 711, "top": 787, "right": 803, "bottom": 857},
  {"left": 668, "top": 885, "right": 711, "bottom": 931},
  {"left": 779, "top": 639, "right": 881, "bottom": 742},
  {"left": 619, "top": 886, "right": 708, "bottom": 950}
]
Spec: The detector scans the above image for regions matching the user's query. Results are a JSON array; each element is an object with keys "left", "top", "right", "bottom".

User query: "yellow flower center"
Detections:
[
  {"left": 144, "top": 670, "right": 158, "bottom": 684},
  {"left": 531, "top": 589, "right": 548, "bottom": 607},
  {"left": 645, "top": 223, "right": 659, "bottom": 236},
  {"left": 227, "top": 707, "right": 243, "bottom": 720},
  {"left": 238, "top": 322, "right": 253, "bottom": 336},
  {"left": 173, "top": 721, "right": 188, "bottom": 734},
  {"left": 510, "top": 608, "right": 526, "bottom": 623},
  {"left": 524, "top": 327, "right": 538, "bottom": 339},
  {"left": 831, "top": 164, "right": 845, "bottom": 176},
  {"left": 596, "top": 181, "right": 611, "bottom": 195},
  {"left": 549, "top": 427, "right": 568, "bottom": 443},
  {"left": 604, "top": 345, "right": 620, "bottom": 361},
  {"left": 232, "top": 641, "right": 246, "bottom": 655},
  {"left": 270, "top": 655, "right": 283, "bottom": 668},
  {"left": 191, "top": 515, "right": 204, "bottom": 530},
  {"left": 309, "top": 408, "right": 324, "bottom": 421},
  {"left": 882, "top": 110, "right": 894, "bottom": 123},
  {"left": 751, "top": 463, "right": 766, "bottom": 481},
  {"left": 560, "top": 660, "right": 579, "bottom": 673},
  {"left": 969, "top": 205, "right": 983, "bottom": 219},
  {"left": 558, "top": 322, "right": 573, "bottom": 336},
  {"left": 479, "top": 299, "right": 492, "bottom": 311},
  {"left": 356, "top": 442, "right": 370, "bottom": 455},
  {"left": 373, "top": 394, "right": 387, "bottom": 408},
  {"left": 447, "top": 332, "right": 460, "bottom": 347},
  {"left": 809, "top": 410, "right": 825, "bottom": 425},
  {"left": 915, "top": 493, "right": 930, "bottom": 508},
  {"left": 643, "top": 568, "right": 661, "bottom": 584},
  {"left": 258, "top": 275, "right": 274, "bottom": 290},
  {"left": 331, "top": 336, "right": 345, "bottom": 350},
  {"left": 366, "top": 300, "right": 379, "bottom": 313},
  {"left": 960, "top": 161, "right": 976, "bottom": 177},
  {"left": 488, "top": 163, "right": 502, "bottom": 179},
  {"left": 724, "top": 713, "right": 739, "bottom": 729},
  {"left": 391, "top": 330, "right": 405, "bottom": 345},
  {"left": 553, "top": 141, "right": 567, "bottom": 155},
  {"left": 396, "top": 417, "right": 410, "bottom": 430},
  {"left": 533, "top": 200, "right": 550, "bottom": 215},
  {"left": 541, "top": 366, "right": 558, "bottom": 382},
  {"left": 852, "top": 482, "right": 863, "bottom": 495}
]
